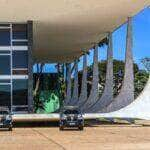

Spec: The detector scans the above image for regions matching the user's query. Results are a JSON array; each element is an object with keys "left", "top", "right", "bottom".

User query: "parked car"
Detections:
[
  {"left": 0, "top": 107, "right": 12, "bottom": 131},
  {"left": 59, "top": 106, "right": 84, "bottom": 130}
]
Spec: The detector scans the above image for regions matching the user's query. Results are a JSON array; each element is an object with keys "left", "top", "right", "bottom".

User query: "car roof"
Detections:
[
  {"left": 63, "top": 106, "right": 79, "bottom": 110},
  {"left": 0, "top": 107, "right": 9, "bottom": 112}
]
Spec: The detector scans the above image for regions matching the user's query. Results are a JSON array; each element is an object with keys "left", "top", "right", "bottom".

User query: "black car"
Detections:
[
  {"left": 0, "top": 107, "right": 12, "bottom": 131},
  {"left": 59, "top": 106, "right": 84, "bottom": 130}
]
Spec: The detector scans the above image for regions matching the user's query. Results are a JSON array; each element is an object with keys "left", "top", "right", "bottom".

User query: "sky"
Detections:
[{"left": 34, "top": 7, "right": 150, "bottom": 73}]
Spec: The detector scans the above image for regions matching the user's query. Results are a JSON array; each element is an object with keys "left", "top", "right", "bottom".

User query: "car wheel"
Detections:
[
  {"left": 79, "top": 126, "right": 84, "bottom": 131},
  {"left": 59, "top": 126, "right": 64, "bottom": 131},
  {"left": 8, "top": 127, "right": 12, "bottom": 131}
]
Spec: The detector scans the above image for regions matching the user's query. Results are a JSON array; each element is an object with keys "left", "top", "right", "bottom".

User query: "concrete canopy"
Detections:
[{"left": 0, "top": 0, "right": 149, "bottom": 62}]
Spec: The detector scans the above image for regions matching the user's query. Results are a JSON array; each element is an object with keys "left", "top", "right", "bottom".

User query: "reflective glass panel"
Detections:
[
  {"left": 0, "top": 85, "right": 11, "bottom": 107},
  {"left": 12, "top": 51, "right": 28, "bottom": 68},
  {"left": 12, "top": 41, "right": 28, "bottom": 46},
  {"left": 13, "top": 79, "right": 28, "bottom": 105},
  {"left": 0, "top": 24, "right": 10, "bottom": 27},
  {"left": 13, "top": 69, "right": 28, "bottom": 75},
  {"left": 0, "top": 79, "right": 10, "bottom": 83},
  {"left": 0, "top": 29, "right": 10, "bottom": 46},
  {"left": 12, "top": 24, "right": 27, "bottom": 39},
  {"left": 0, "top": 55, "right": 10, "bottom": 75},
  {"left": 0, "top": 50, "right": 10, "bottom": 54}
]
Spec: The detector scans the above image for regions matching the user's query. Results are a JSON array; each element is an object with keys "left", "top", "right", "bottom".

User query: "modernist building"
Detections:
[
  {"left": 0, "top": 22, "right": 33, "bottom": 113},
  {"left": 0, "top": 1, "right": 149, "bottom": 120}
]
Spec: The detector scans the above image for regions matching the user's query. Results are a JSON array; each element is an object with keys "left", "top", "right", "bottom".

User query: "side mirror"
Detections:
[{"left": 10, "top": 112, "right": 13, "bottom": 116}]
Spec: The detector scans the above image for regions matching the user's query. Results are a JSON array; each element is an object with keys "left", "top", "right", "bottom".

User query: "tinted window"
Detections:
[
  {"left": 13, "top": 51, "right": 28, "bottom": 68},
  {"left": 0, "top": 111, "right": 9, "bottom": 115},
  {"left": 0, "top": 51, "right": 10, "bottom": 54},
  {"left": 64, "top": 110, "right": 79, "bottom": 114},
  {"left": 0, "top": 29, "right": 10, "bottom": 46},
  {"left": 0, "top": 79, "right": 10, "bottom": 83},
  {"left": 12, "top": 24, "right": 27, "bottom": 39},
  {"left": 0, "top": 55, "right": 10, "bottom": 75},
  {"left": 12, "top": 41, "right": 28, "bottom": 46},
  {"left": 0, "top": 24, "right": 10, "bottom": 27},
  {"left": 13, "top": 79, "right": 28, "bottom": 105},
  {"left": 0, "top": 85, "right": 11, "bottom": 107}
]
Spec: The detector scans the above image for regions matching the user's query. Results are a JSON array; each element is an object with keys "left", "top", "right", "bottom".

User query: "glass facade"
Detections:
[
  {"left": 0, "top": 55, "right": 10, "bottom": 75},
  {"left": 0, "top": 23, "right": 29, "bottom": 112},
  {"left": 0, "top": 29, "right": 10, "bottom": 46},
  {"left": 12, "top": 24, "right": 27, "bottom": 40},
  {"left": 12, "top": 51, "right": 28, "bottom": 68},
  {"left": 0, "top": 85, "right": 11, "bottom": 107},
  {"left": 13, "top": 79, "right": 28, "bottom": 105}
]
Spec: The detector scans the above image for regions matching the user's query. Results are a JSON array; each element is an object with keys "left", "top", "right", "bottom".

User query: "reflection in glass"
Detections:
[
  {"left": 0, "top": 51, "right": 10, "bottom": 54},
  {"left": 12, "top": 41, "right": 28, "bottom": 46},
  {"left": 12, "top": 24, "right": 27, "bottom": 39},
  {"left": 0, "top": 55, "right": 10, "bottom": 75},
  {"left": 0, "top": 79, "right": 10, "bottom": 83},
  {"left": 13, "top": 69, "right": 28, "bottom": 75},
  {"left": 0, "top": 24, "right": 10, "bottom": 27},
  {"left": 0, "top": 85, "right": 11, "bottom": 107},
  {"left": 13, "top": 51, "right": 28, "bottom": 68},
  {"left": 13, "top": 79, "right": 28, "bottom": 105},
  {"left": 0, "top": 29, "right": 10, "bottom": 46}
]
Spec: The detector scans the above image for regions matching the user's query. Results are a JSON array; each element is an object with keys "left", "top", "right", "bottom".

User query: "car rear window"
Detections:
[{"left": 64, "top": 110, "right": 79, "bottom": 114}]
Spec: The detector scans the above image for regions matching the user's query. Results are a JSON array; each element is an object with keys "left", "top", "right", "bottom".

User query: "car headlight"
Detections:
[
  {"left": 78, "top": 114, "right": 83, "bottom": 119},
  {"left": 6, "top": 115, "right": 11, "bottom": 121},
  {"left": 61, "top": 115, "right": 67, "bottom": 120}
]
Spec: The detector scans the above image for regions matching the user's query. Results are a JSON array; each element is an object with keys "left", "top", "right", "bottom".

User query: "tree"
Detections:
[
  {"left": 33, "top": 63, "right": 45, "bottom": 96},
  {"left": 78, "top": 59, "right": 148, "bottom": 97},
  {"left": 141, "top": 57, "right": 150, "bottom": 72},
  {"left": 134, "top": 70, "right": 149, "bottom": 98},
  {"left": 33, "top": 63, "right": 45, "bottom": 112}
]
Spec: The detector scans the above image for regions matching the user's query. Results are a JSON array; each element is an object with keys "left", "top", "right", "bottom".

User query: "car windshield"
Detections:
[
  {"left": 0, "top": 111, "right": 9, "bottom": 115},
  {"left": 64, "top": 109, "right": 79, "bottom": 114}
]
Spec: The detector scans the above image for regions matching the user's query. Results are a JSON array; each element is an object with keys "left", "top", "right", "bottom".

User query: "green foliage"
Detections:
[
  {"left": 33, "top": 71, "right": 63, "bottom": 112},
  {"left": 141, "top": 57, "right": 150, "bottom": 72},
  {"left": 34, "top": 92, "right": 44, "bottom": 112},
  {"left": 36, "top": 90, "right": 60, "bottom": 113},
  {"left": 134, "top": 70, "right": 149, "bottom": 98},
  {"left": 84, "top": 59, "right": 149, "bottom": 97}
]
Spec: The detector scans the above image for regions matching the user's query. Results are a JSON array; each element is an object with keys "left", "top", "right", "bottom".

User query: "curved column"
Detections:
[
  {"left": 101, "top": 17, "right": 134, "bottom": 113},
  {"left": 91, "top": 77, "right": 150, "bottom": 120},
  {"left": 64, "top": 63, "right": 72, "bottom": 105},
  {"left": 69, "top": 60, "right": 79, "bottom": 105},
  {"left": 88, "top": 33, "right": 113, "bottom": 113},
  {"left": 82, "top": 45, "right": 99, "bottom": 111},
  {"left": 78, "top": 55, "right": 87, "bottom": 107}
]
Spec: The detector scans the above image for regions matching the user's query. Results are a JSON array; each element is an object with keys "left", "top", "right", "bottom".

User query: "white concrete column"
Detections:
[
  {"left": 102, "top": 17, "right": 134, "bottom": 113},
  {"left": 88, "top": 32, "right": 113, "bottom": 112},
  {"left": 65, "top": 63, "right": 72, "bottom": 104},
  {"left": 78, "top": 54, "right": 87, "bottom": 106},
  {"left": 82, "top": 45, "right": 99, "bottom": 111},
  {"left": 70, "top": 59, "right": 79, "bottom": 105}
]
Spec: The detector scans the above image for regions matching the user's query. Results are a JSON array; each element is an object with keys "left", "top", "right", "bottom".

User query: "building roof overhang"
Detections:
[{"left": 0, "top": 0, "right": 150, "bottom": 62}]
